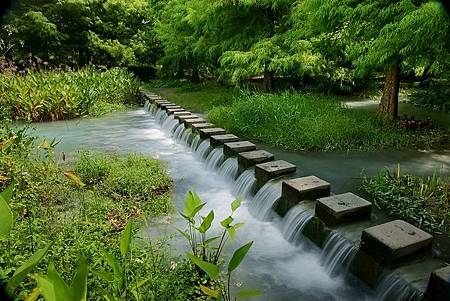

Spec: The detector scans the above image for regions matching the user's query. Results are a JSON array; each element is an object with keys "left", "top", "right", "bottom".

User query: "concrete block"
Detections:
[
  {"left": 349, "top": 250, "right": 384, "bottom": 289},
  {"left": 210, "top": 134, "right": 239, "bottom": 148},
  {"left": 184, "top": 118, "right": 206, "bottom": 128},
  {"left": 315, "top": 193, "right": 372, "bottom": 226},
  {"left": 223, "top": 141, "right": 256, "bottom": 156},
  {"left": 166, "top": 108, "right": 185, "bottom": 115},
  {"left": 282, "top": 176, "right": 331, "bottom": 204},
  {"left": 159, "top": 103, "right": 177, "bottom": 109},
  {"left": 360, "top": 220, "right": 433, "bottom": 266},
  {"left": 238, "top": 150, "right": 274, "bottom": 169},
  {"left": 191, "top": 123, "right": 214, "bottom": 132},
  {"left": 177, "top": 115, "right": 199, "bottom": 123},
  {"left": 302, "top": 216, "right": 330, "bottom": 249},
  {"left": 425, "top": 266, "right": 450, "bottom": 301},
  {"left": 173, "top": 111, "right": 192, "bottom": 118},
  {"left": 199, "top": 128, "right": 226, "bottom": 139},
  {"left": 255, "top": 160, "right": 296, "bottom": 190}
]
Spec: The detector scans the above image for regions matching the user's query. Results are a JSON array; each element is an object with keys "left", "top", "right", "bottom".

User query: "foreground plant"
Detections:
[{"left": 179, "top": 191, "right": 262, "bottom": 300}]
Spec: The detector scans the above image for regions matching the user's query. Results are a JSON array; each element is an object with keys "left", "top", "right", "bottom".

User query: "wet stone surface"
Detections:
[
  {"left": 166, "top": 108, "right": 185, "bottom": 115},
  {"left": 361, "top": 220, "right": 433, "bottom": 266},
  {"left": 173, "top": 111, "right": 192, "bottom": 118},
  {"left": 282, "top": 176, "right": 330, "bottom": 203},
  {"left": 223, "top": 141, "right": 256, "bottom": 156},
  {"left": 184, "top": 118, "right": 206, "bottom": 128},
  {"left": 159, "top": 103, "right": 175, "bottom": 109},
  {"left": 425, "top": 266, "right": 450, "bottom": 301},
  {"left": 191, "top": 123, "right": 214, "bottom": 132},
  {"left": 238, "top": 150, "right": 274, "bottom": 169},
  {"left": 178, "top": 115, "right": 199, "bottom": 123},
  {"left": 315, "top": 192, "right": 372, "bottom": 226},
  {"left": 255, "top": 160, "right": 296, "bottom": 190},
  {"left": 199, "top": 128, "right": 226, "bottom": 139},
  {"left": 210, "top": 134, "right": 240, "bottom": 148}
]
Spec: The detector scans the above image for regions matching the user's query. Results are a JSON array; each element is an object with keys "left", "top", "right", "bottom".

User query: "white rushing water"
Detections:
[{"left": 32, "top": 104, "right": 422, "bottom": 301}]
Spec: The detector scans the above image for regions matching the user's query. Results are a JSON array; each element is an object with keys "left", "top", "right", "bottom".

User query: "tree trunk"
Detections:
[
  {"left": 378, "top": 61, "right": 400, "bottom": 119},
  {"left": 263, "top": 65, "right": 274, "bottom": 92}
]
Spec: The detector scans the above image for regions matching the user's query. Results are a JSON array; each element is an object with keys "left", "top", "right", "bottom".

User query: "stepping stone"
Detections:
[
  {"left": 238, "top": 150, "right": 274, "bottom": 169},
  {"left": 315, "top": 192, "right": 372, "bottom": 226},
  {"left": 154, "top": 99, "right": 170, "bottom": 105},
  {"left": 191, "top": 123, "right": 214, "bottom": 132},
  {"left": 184, "top": 118, "right": 206, "bottom": 128},
  {"left": 177, "top": 115, "right": 199, "bottom": 123},
  {"left": 282, "top": 176, "right": 331, "bottom": 203},
  {"left": 360, "top": 220, "right": 433, "bottom": 266},
  {"left": 160, "top": 103, "right": 177, "bottom": 109},
  {"left": 425, "top": 266, "right": 450, "bottom": 301},
  {"left": 173, "top": 111, "right": 191, "bottom": 117},
  {"left": 223, "top": 141, "right": 256, "bottom": 156},
  {"left": 199, "top": 128, "right": 226, "bottom": 139},
  {"left": 166, "top": 108, "right": 185, "bottom": 115},
  {"left": 210, "top": 134, "right": 239, "bottom": 148},
  {"left": 255, "top": 160, "right": 296, "bottom": 189},
  {"left": 164, "top": 105, "right": 182, "bottom": 110}
]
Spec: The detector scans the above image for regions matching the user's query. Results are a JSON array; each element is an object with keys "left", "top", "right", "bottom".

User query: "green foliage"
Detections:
[
  {"left": 363, "top": 166, "right": 449, "bottom": 235},
  {"left": 0, "top": 66, "right": 140, "bottom": 121},
  {"left": 0, "top": 185, "right": 13, "bottom": 238},
  {"left": 208, "top": 91, "right": 446, "bottom": 151}
]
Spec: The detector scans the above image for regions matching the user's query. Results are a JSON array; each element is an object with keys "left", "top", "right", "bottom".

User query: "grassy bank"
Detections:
[
  {"left": 363, "top": 167, "right": 449, "bottom": 235},
  {"left": 0, "top": 124, "right": 200, "bottom": 300},
  {"left": 0, "top": 66, "right": 140, "bottom": 121},
  {"left": 208, "top": 92, "right": 445, "bottom": 151}
]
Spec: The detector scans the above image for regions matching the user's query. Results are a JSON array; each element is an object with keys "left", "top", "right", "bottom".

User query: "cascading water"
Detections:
[
  {"left": 180, "top": 128, "right": 193, "bottom": 146},
  {"left": 205, "top": 147, "right": 225, "bottom": 170},
  {"left": 249, "top": 180, "right": 281, "bottom": 221},
  {"left": 281, "top": 206, "right": 313, "bottom": 244},
  {"left": 233, "top": 169, "right": 256, "bottom": 199},
  {"left": 191, "top": 135, "right": 201, "bottom": 151},
  {"left": 218, "top": 157, "right": 238, "bottom": 180},
  {"left": 375, "top": 273, "right": 423, "bottom": 301},
  {"left": 173, "top": 124, "right": 184, "bottom": 141},
  {"left": 155, "top": 109, "right": 167, "bottom": 124},
  {"left": 321, "top": 231, "right": 358, "bottom": 276},
  {"left": 143, "top": 100, "right": 150, "bottom": 111},
  {"left": 196, "top": 139, "right": 213, "bottom": 159},
  {"left": 161, "top": 115, "right": 177, "bottom": 132}
]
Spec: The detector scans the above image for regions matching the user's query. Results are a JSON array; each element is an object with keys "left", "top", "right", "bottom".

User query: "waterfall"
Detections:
[
  {"left": 173, "top": 124, "right": 184, "bottom": 141},
  {"left": 320, "top": 231, "right": 357, "bottom": 276},
  {"left": 249, "top": 180, "right": 281, "bottom": 221},
  {"left": 161, "top": 115, "right": 176, "bottom": 132},
  {"left": 218, "top": 157, "right": 238, "bottom": 180},
  {"left": 375, "top": 273, "right": 423, "bottom": 301},
  {"left": 281, "top": 207, "right": 312, "bottom": 244},
  {"left": 155, "top": 109, "right": 167, "bottom": 124},
  {"left": 143, "top": 100, "right": 150, "bottom": 111},
  {"left": 205, "top": 147, "right": 225, "bottom": 170},
  {"left": 191, "top": 135, "right": 201, "bottom": 151},
  {"left": 180, "top": 128, "right": 193, "bottom": 146},
  {"left": 196, "top": 140, "right": 213, "bottom": 159},
  {"left": 233, "top": 169, "right": 256, "bottom": 199},
  {"left": 150, "top": 103, "right": 158, "bottom": 113}
]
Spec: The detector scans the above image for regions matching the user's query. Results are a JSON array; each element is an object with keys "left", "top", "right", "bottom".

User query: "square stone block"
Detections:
[
  {"left": 282, "top": 176, "right": 331, "bottom": 203},
  {"left": 238, "top": 150, "right": 274, "bottom": 169},
  {"left": 178, "top": 115, "right": 199, "bottom": 123},
  {"left": 191, "top": 123, "right": 214, "bottom": 132},
  {"left": 173, "top": 111, "right": 192, "bottom": 118},
  {"left": 164, "top": 105, "right": 182, "bottom": 110},
  {"left": 315, "top": 193, "right": 372, "bottom": 226},
  {"left": 425, "top": 266, "right": 450, "bottom": 301},
  {"left": 155, "top": 99, "right": 170, "bottom": 105},
  {"left": 223, "top": 141, "right": 256, "bottom": 156},
  {"left": 166, "top": 108, "right": 185, "bottom": 115},
  {"left": 199, "top": 128, "right": 226, "bottom": 139},
  {"left": 255, "top": 160, "right": 296, "bottom": 188},
  {"left": 360, "top": 220, "right": 433, "bottom": 266},
  {"left": 184, "top": 118, "right": 205, "bottom": 128},
  {"left": 210, "top": 134, "right": 239, "bottom": 148},
  {"left": 160, "top": 103, "right": 177, "bottom": 109}
]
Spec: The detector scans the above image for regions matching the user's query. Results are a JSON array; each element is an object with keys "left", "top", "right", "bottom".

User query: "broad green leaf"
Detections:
[
  {"left": 0, "top": 185, "right": 13, "bottom": 202},
  {"left": 227, "top": 241, "right": 253, "bottom": 273},
  {"left": 235, "top": 289, "right": 263, "bottom": 298},
  {"left": 36, "top": 275, "right": 57, "bottom": 301},
  {"left": 234, "top": 222, "right": 245, "bottom": 229},
  {"left": 197, "top": 210, "right": 214, "bottom": 234},
  {"left": 231, "top": 198, "right": 242, "bottom": 212},
  {"left": 220, "top": 216, "right": 233, "bottom": 228},
  {"left": 70, "top": 256, "right": 88, "bottom": 301},
  {"left": 200, "top": 285, "right": 219, "bottom": 298},
  {"left": 186, "top": 253, "right": 219, "bottom": 280},
  {"left": 183, "top": 191, "right": 202, "bottom": 218},
  {"left": 205, "top": 235, "right": 220, "bottom": 245},
  {"left": 24, "top": 287, "right": 41, "bottom": 301},
  {"left": 120, "top": 221, "right": 132, "bottom": 259},
  {"left": 0, "top": 195, "right": 13, "bottom": 239},
  {"left": 43, "top": 262, "right": 71, "bottom": 300},
  {"left": 7, "top": 243, "right": 52, "bottom": 293},
  {"left": 63, "top": 171, "right": 85, "bottom": 188},
  {"left": 227, "top": 226, "right": 236, "bottom": 241},
  {"left": 102, "top": 251, "right": 123, "bottom": 290}
]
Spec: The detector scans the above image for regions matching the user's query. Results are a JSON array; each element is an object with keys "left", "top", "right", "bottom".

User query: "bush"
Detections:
[
  {"left": 0, "top": 66, "right": 140, "bottom": 121},
  {"left": 208, "top": 92, "right": 446, "bottom": 151}
]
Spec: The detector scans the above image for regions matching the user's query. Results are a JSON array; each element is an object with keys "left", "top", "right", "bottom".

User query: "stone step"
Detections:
[
  {"left": 425, "top": 266, "right": 450, "bottom": 301},
  {"left": 160, "top": 103, "right": 177, "bottom": 109},
  {"left": 154, "top": 99, "right": 170, "bottom": 105},
  {"left": 177, "top": 115, "right": 199, "bottom": 123},
  {"left": 360, "top": 220, "right": 433, "bottom": 267},
  {"left": 223, "top": 141, "right": 256, "bottom": 156},
  {"left": 173, "top": 111, "right": 192, "bottom": 118},
  {"left": 255, "top": 160, "right": 296, "bottom": 190},
  {"left": 166, "top": 108, "right": 185, "bottom": 115},
  {"left": 238, "top": 150, "right": 274, "bottom": 170},
  {"left": 184, "top": 118, "right": 206, "bottom": 128},
  {"left": 164, "top": 105, "right": 182, "bottom": 110},
  {"left": 281, "top": 176, "right": 331, "bottom": 204},
  {"left": 315, "top": 192, "right": 372, "bottom": 226},
  {"left": 191, "top": 123, "right": 214, "bottom": 132},
  {"left": 210, "top": 134, "right": 240, "bottom": 148},
  {"left": 199, "top": 128, "right": 226, "bottom": 139}
]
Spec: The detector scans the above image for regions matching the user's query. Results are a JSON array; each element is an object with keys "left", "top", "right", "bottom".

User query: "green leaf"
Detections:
[
  {"left": 200, "top": 285, "right": 219, "bottom": 298},
  {"left": 102, "top": 251, "right": 123, "bottom": 290},
  {"left": 63, "top": 171, "right": 85, "bottom": 188},
  {"left": 204, "top": 235, "right": 220, "bottom": 245},
  {"left": 227, "top": 241, "right": 253, "bottom": 273},
  {"left": 120, "top": 221, "right": 132, "bottom": 259},
  {"left": 43, "top": 262, "right": 71, "bottom": 300},
  {"left": 197, "top": 210, "right": 214, "bottom": 234},
  {"left": 220, "top": 216, "right": 233, "bottom": 228},
  {"left": 176, "top": 228, "right": 191, "bottom": 241},
  {"left": 183, "top": 191, "right": 202, "bottom": 218},
  {"left": 24, "top": 287, "right": 41, "bottom": 301},
  {"left": 0, "top": 195, "right": 13, "bottom": 239},
  {"left": 7, "top": 243, "right": 52, "bottom": 293},
  {"left": 227, "top": 226, "right": 236, "bottom": 241},
  {"left": 186, "top": 253, "right": 219, "bottom": 279},
  {"left": 0, "top": 185, "right": 13, "bottom": 202},
  {"left": 36, "top": 275, "right": 57, "bottom": 301},
  {"left": 235, "top": 289, "right": 263, "bottom": 298},
  {"left": 231, "top": 198, "right": 242, "bottom": 212},
  {"left": 70, "top": 256, "right": 88, "bottom": 301}
]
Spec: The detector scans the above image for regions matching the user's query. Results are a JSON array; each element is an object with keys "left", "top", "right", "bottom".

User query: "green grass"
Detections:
[
  {"left": 207, "top": 92, "right": 446, "bottom": 151},
  {"left": 0, "top": 66, "right": 140, "bottom": 121},
  {"left": 363, "top": 167, "right": 449, "bottom": 235},
  {"left": 142, "top": 80, "right": 239, "bottom": 112},
  {"left": 0, "top": 124, "right": 200, "bottom": 300}
]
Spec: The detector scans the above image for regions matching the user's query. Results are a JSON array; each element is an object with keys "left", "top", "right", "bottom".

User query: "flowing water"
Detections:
[{"left": 31, "top": 105, "right": 430, "bottom": 301}]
